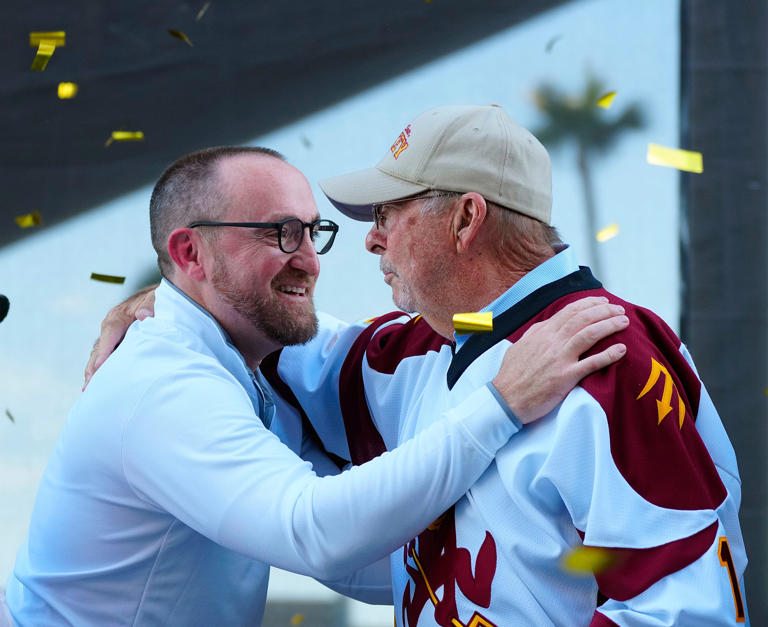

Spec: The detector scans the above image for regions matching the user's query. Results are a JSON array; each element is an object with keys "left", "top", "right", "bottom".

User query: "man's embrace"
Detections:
[{"left": 4, "top": 146, "right": 628, "bottom": 626}]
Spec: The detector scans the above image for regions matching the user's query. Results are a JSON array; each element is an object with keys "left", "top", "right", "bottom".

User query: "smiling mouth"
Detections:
[{"left": 277, "top": 285, "right": 310, "bottom": 298}]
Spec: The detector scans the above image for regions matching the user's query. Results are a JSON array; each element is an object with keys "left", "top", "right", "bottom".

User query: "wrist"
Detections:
[{"left": 486, "top": 382, "right": 523, "bottom": 430}]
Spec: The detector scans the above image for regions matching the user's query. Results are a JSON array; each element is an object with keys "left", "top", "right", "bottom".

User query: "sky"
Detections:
[{"left": 0, "top": 0, "right": 679, "bottom": 621}]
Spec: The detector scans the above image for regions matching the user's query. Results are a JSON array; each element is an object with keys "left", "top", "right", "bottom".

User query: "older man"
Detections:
[
  {"left": 262, "top": 105, "right": 748, "bottom": 625},
  {"left": 5, "top": 146, "right": 627, "bottom": 626}
]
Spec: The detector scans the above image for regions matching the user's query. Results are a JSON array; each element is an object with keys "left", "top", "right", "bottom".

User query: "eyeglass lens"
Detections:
[{"left": 281, "top": 219, "right": 336, "bottom": 254}]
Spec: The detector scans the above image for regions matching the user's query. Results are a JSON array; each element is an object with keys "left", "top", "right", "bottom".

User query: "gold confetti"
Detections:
[
  {"left": 15, "top": 211, "right": 43, "bottom": 228},
  {"left": 57, "top": 82, "right": 78, "bottom": 99},
  {"left": 596, "top": 91, "right": 617, "bottom": 109},
  {"left": 561, "top": 545, "right": 617, "bottom": 575},
  {"left": 647, "top": 143, "right": 703, "bottom": 174},
  {"left": 545, "top": 34, "right": 562, "bottom": 53},
  {"left": 289, "top": 615, "right": 305, "bottom": 626},
  {"left": 196, "top": 2, "right": 211, "bottom": 21},
  {"left": 596, "top": 223, "right": 619, "bottom": 242},
  {"left": 453, "top": 312, "right": 493, "bottom": 334},
  {"left": 6, "top": 409, "right": 15, "bottom": 424},
  {"left": 30, "top": 41, "right": 56, "bottom": 72},
  {"left": 29, "top": 32, "right": 65, "bottom": 72},
  {"left": 30, "top": 31, "right": 66, "bottom": 47},
  {"left": 168, "top": 29, "right": 194, "bottom": 47},
  {"left": 90, "top": 273, "right": 126, "bottom": 284},
  {"left": 105, "top": 131, "right": 145, "bottom": 147}
]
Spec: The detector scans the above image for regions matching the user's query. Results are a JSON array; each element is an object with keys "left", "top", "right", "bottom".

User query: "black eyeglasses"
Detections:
[
  {"left": 372, "top": 191, "right": 457, "bottom": 229},
  {"left": 188, "top": 217, "right": 339, "bottom": 254}
]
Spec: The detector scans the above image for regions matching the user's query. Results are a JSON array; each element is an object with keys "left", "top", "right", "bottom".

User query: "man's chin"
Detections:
[
  {"left": 260, "top": 306, "right": 318, "bottom": 346},
  {"left": 392, "top": 291, "right": 417, "bottom": 314}
]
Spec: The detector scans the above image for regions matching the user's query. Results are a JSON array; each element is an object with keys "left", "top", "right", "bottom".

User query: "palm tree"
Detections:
[{"left": 532, "top": 76, "right": 644, "bottom": 279}]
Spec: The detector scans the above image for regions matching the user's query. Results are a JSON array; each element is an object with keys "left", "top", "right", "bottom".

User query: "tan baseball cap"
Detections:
[{"left": 319, "top": 104, "right": 552, "bottom": 224}]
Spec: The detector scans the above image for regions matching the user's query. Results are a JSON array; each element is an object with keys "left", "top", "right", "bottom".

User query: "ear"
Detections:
[
  {"left": 450, "top": 193, "right": 487, "bottom": 253},
  {"left": 167, "top": 228, "right": 207, "bottom": 281}
]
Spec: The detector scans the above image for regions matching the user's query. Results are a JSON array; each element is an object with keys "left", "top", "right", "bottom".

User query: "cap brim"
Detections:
[{"left": 319, "top": 167, "right": 428, "bottom": 222}]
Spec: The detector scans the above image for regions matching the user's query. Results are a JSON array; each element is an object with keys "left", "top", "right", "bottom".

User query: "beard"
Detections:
[{"left": 211, "top": 260, "right": 318, "bottom": 346}]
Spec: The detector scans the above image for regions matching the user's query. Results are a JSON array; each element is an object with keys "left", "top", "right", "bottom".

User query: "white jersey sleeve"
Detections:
[{"left": 122, "top": 362, "right": 518, "bottom": 581}]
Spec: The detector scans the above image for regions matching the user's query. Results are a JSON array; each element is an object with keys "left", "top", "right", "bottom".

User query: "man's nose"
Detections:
[
  {"left": 365, "top": 223, "right": 385, "bottom": 255},
  {"left": 289, "top": 234, "right": 321, "bottom": 276}
]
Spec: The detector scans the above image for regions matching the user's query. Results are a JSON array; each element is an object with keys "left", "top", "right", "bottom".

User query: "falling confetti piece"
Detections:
[
  {"left": 15, "top": 211, "right": 43, "bottom": 228},
  {"left": 561, "top": 545, "right": 617, "bottom": 575},
  {"left": 30, "top": 31, "right": 66, "bottom": 47},
  {"left": 30, "top": 41, "right": 56, "bottom": 72},
  {"left": 196, "top": 1, "right": 211, "bottom": 21},
  {"left": 57, "top": 82, "right": 78, "bottom": 99},
  {"left": 6, "top": 409, "right": 15, "bottom": 424},
  {"left": 545, "top": 34, "right": 562, "bottom": 53},
  {"left": 596, "top": 91, "right": 617, "bottom": 109},
  {"left": 290, "top": 615, "right": 305, "bottom": 626},
  {"left": 168, "top": 29, "right": 194, "bottom": 47},
  {"left": 105, "top": 131, "right": 145, "bottom": 147},
  {"left": 90, "top": 273, "right": 126, "bottom": 284},
  {"left": 0, "top": 295, "right": 8, "bottom": 323},
  {"left": 596, "top": 223, "right": 620, "bottom": 242},
  {"left": 647, "top": 143, "right": 703, "bottom": 174},
  {"left": 764, "top": 387, "right": 768, "bottom": 396},
  {"left": 453, "top": 312, "right": 493, "bottom": 334},
  {"left": 29, "top": 32, "right": 65, "bottom": 72}
]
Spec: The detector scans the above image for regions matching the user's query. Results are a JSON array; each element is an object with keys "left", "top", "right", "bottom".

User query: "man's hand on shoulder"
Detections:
[
  {"left": 492, "top": 296, "right": 628, "bottom": 424},
  {"left": 83, "top": 284, "right": 158, "bottom": 389}
]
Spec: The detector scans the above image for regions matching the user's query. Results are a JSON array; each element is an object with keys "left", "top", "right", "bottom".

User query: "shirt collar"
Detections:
[
  {"left": 454, "top": 246, "right": 579, "bottom": 350},
  {"left": 154, "top": 280, "right": 273, "bottom": 427}
]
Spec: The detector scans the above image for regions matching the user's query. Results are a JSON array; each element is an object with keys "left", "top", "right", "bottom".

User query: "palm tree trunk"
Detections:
[{"left": 576, "top": 143, "right": 602, "bottom": 279}]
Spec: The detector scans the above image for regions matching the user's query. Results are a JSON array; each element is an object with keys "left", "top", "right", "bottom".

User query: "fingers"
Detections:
[
  {"left": 82, "top": 286, "right": 158, "bottom": 389},
  {"left": 540, "top": 297, "right": 618, "bottom": 338},
  {"left": 135, "top": 290, "right": 156, "bottom": 321},
  {"left": 572, "top": 343, "right": 627, "bottom": 381},
  {"left": 555, "top": 296, "right": 609, "bottom": 315},
  {"left": 565, "top": 314, "right": 629, "bottom": 356},
  {"left": 83, "top": 335, "right": 117, "bottom": 390},
  {"left": 82, "top": 320, "right": 129, "bottom": 389}
]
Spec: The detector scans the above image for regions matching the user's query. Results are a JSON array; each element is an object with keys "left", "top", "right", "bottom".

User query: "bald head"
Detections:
[{"left": 149, "top": 146, "right": 285, "bottom": 278}]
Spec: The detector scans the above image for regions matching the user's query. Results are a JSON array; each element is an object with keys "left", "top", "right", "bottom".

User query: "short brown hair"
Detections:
[{"left": 149, "top": 146, "right": 284, "bottom": 277}]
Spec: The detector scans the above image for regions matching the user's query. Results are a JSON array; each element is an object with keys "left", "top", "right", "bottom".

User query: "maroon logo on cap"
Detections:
[{"left": 390, "top": 124, "right": 412, "bottom": 159}]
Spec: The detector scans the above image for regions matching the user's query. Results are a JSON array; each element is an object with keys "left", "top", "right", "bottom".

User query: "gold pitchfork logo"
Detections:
[{"left": 636, "top": 358, "right": 687, "bottom": 429}]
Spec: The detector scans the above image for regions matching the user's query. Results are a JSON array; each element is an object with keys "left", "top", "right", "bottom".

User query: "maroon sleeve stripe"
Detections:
[
  {"left": 365, "top": 315, "right": 450, "bottom": 375},
  {"left": 590, "top": 612, "right": 620, "bottom": 627},
  {"left": 511, "top": 289, "right": 724, "bottom": 512},
  {"left": 578, "top": 521, "right": 718, "bottom": 602},
  {"left": 260, "top": 349, "right": 349, "bottom": 470},
  {"left": 337, "top": 313, "right": 403, "bottom": 464},
  {"left": 338, "top": 313, "right": 449, "bottom": 464}
]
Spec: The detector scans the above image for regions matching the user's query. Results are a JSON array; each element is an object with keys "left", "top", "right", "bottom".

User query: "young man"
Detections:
[
  {"left": 265, "top": 105, "right": 748, "bottom": 625},
  {"left": 5, "top": 146, "right": 626, "bottom": 626}
]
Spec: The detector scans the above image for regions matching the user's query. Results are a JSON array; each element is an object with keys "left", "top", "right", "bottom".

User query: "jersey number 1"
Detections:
[{"left": 718, "top": 536, "right": 746, "bottom": 622}]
